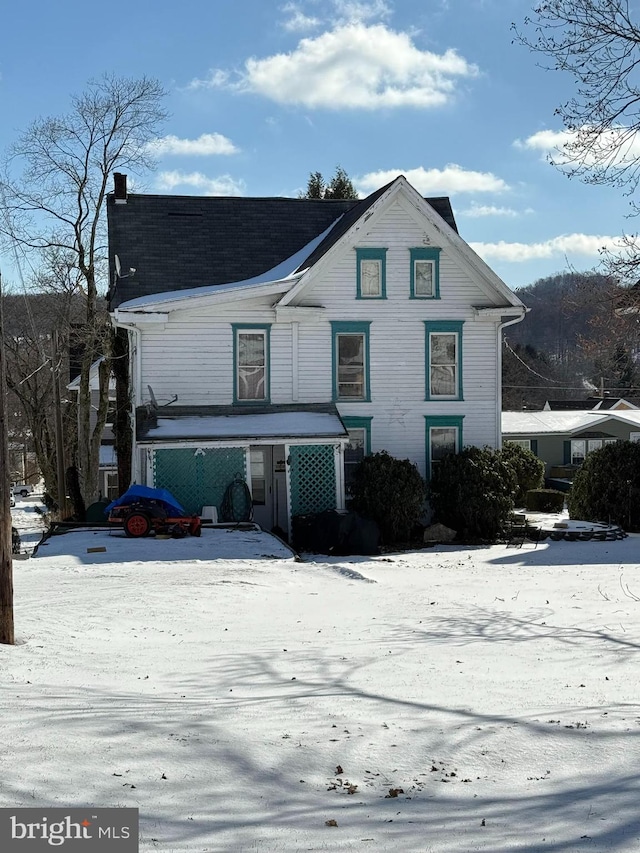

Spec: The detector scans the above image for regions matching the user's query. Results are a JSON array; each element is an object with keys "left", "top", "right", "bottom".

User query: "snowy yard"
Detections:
[{"left": 2, "top": 505, "right": 640, "bottom": 851}]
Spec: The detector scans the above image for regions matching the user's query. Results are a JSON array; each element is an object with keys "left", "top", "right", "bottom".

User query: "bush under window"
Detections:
[
  {"left": 350, "top": 450, "right": 426, "bottom": 544},
  {"left": 429, "top": 446, "right": 516, "bottom": 542}
]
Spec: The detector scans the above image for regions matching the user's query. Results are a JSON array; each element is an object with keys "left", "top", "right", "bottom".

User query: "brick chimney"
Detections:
[{"left": 113, "top": 172, "right": 127, "bottom": 204}]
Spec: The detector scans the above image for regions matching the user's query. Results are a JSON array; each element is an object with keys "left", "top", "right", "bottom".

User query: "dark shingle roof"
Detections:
[{"left": 107, "top": 187, "right": 458, "bottom": 309}]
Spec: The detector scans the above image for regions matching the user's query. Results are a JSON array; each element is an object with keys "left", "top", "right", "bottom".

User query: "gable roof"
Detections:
[
  {"left": 107, "top": 182, "right": 458, "bottom": 309},
  {"left": 544, "top": 397, "right": 640, "bottom": 411}
]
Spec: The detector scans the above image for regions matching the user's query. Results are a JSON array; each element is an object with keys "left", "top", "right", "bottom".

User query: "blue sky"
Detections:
[{"left": 0, "top": 0, "right": 633, "bottom": 290}]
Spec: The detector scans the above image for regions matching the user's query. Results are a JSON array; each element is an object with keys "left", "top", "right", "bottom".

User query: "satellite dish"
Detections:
[
  {"left": 147, "top": 385, "right": 159, "bottom": 410},
  {"left": 114, "top": 254, "right": 122, "bottom": 277}
]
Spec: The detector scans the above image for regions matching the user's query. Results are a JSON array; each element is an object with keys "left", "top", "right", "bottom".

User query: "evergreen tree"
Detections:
[{"left": 300, "top": 166, "right": 358, "bottom": 199}]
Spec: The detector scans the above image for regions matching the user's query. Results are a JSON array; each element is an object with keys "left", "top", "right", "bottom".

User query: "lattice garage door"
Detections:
[
  {"left": 289, "top": 444, "right": 337, "bottom": 516},
  {"left": 153, "top": 448, "right": 246, "bottom": 515}
]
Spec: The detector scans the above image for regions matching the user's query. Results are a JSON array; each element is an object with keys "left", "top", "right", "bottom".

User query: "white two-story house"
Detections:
[{"left": 108, "top": 174, "right": 526, "bottom": 535}]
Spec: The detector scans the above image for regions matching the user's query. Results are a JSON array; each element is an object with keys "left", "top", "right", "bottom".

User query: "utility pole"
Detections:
[
  {"left": 0, "top": 269, "right": 15, "bottom": 645},
  {"left": 52, "top": 329, "right": 67, "bottom": 517}
]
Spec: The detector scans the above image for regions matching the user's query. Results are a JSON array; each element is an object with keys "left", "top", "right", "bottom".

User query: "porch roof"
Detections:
[{"left": 136, "top": 403, "right": 348, "bottom": 443}]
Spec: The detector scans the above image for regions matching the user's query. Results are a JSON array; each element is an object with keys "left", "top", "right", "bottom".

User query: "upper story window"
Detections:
[
  {"left": 424, "top": 321, "right": 464, "bottom": 401},
  {"left": 331, "top": 321, "right": 371, "bottom": 401},
  {"left": 410, "top": 247, "right": 441, "bottom": 299},
  {"left": 232, "top": 324, "right": 271, "bottom": 402},
  {"left": 356, "top": 248, "right": 387, "bottom": 299}
]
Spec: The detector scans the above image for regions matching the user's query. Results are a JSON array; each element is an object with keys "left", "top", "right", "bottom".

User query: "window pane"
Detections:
[
  {"left": 431, "top": 427, "right": 457, "bottom": 462},
  {"left": 239, "top": 334, "right": 264, "bottom": 365},
  {"left": 431, "top": 334, "right": 456, "bottom": 364},
  {"left": 338, "top": 334, "right": 365, "bottom": 399},
  {"left": 345, "top": 428, "right": 366, "bottom": 490},
  {"left": 587, "top": 439, "right": 602, "bottom": 453},
  {"left": 250, "top": 450, "right": 266, "bottom": 504},
  {"left": 238, "top": 332, "right": 266, "bottom": 400},
  {"left": 415, "top": 260, "right": 434, "bottom": 296},
  {"left": 571, "top": 440, "right": 586, "bottom": 465},
  {"left": 431, "top": 365, "right": 456, "bottom": 397},
  {"left": 360, "top": 259, "right": 381, "bottom": 297}
]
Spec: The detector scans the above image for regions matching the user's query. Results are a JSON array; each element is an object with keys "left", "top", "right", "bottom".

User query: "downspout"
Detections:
[
  {"left": 497, "top": 311, "right": 527, "bottom": 448},
  {"left": 110, "top": 317, "right": 142, "bottom": 407}
]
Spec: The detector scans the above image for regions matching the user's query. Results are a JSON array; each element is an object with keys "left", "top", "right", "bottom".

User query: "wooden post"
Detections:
[{"left": 0, "top": 269, "right": 15, "bottom": 645}]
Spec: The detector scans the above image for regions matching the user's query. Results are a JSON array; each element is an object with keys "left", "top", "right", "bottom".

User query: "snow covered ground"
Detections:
[{"left": 2, "top": 505, "right": 640, "bottom": 852}]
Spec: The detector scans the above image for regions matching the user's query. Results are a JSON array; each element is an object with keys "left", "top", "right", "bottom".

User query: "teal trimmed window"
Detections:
[
  {"left": 342, "top": 416, "right": 372, "bottom": 493},
  {"left": 410, "top": 247, "right": 441, "bottom": 299},
  {"left": 425, "top": 415, "right": 464, "bottom": 478},
  {"left": 232, "top": 323, "right": 271, "bottom": 403},
  {"left": 331, "top": 321, "right": 371, "bottom": 401},
  {"left": 424, "top": 320, "right": 464, "bottom": 401},
  {"left": 356, "top": 248, "right": 387, "bottom": 299}
]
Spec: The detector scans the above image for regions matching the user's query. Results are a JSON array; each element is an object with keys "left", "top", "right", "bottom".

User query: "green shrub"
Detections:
[
  {"left": 568, "top": 441, "right": 640, "bottom": 531},
  {"left": 350, "top": 450, "right": 426, "bottom": 544},
  {"left": 500, "top": 442, "right": 545, "bottom": 505},
  {"left": 428, "top": 446, "right": 517, "bottom": 542},
  {"left": 525, "top": 488, "right": 565, "bottom": 513}
]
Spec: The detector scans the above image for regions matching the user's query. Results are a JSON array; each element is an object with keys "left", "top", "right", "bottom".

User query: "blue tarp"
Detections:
[{"left": 104, "top": 485, "right": 186, "bottom": 517}]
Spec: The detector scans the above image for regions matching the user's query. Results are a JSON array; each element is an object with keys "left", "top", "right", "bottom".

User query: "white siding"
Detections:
[{"left": 133, "top": 199, "right": 508, "bottom": 477}]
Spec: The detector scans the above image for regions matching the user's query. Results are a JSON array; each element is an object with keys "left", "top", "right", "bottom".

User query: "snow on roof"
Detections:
[
  {"left": 141, "top": 411, "right": 347, "bottom": 441},
  {"left": 502, "top": 409, "right": 640, "bottom": 435},
  {"left": 117, "top": 216, "right": 343, "bottom": 312}
]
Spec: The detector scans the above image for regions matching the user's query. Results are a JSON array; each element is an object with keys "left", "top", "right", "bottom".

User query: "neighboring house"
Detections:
[
  {"left": 67, "top": 358, "right": 118, "bottom": 500},
  {"left": 107, "top": 173, "right": 526, "bottom": 535},
  {"left": 503, "top": 409, "right": 640, "bottom": 479}
]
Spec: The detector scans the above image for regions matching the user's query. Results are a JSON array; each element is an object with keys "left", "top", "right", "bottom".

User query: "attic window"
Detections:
[
  {"left": 356, "top": 248, "right": 387, "bottom": 299},
  {"left": 410, "top": 247, "right": 441, "bottom": 299}
]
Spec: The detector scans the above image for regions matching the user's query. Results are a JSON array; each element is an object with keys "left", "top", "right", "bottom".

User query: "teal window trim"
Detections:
[
  {"left": 341, "top": 416, "right": 372, "bottom": 454},
  {"left": 356, "top": 248, "right": 387, "bottom": 299},
  {"left": 425, "top": 415, "right": 464, "bottom": 479},
  {"left": 232, "top": 323, "right": 271, "bottom": 404},
  {"left": 424, "top": 320, "right": 464, "bottom": 401},
  {"left": 331, "top": 321, "right": 371, "bottom": 402},
  {"left": 410, "top": 247, "right": 441, "bottom": 299}
]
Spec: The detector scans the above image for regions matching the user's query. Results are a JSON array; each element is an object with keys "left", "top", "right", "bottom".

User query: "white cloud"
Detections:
[
  {"left": 190, "top": 23, "right": 478, "bottom": 110},
  {"left": 148, "top": 133, "right": 239, "bottom": 157},
  {"left": 333, "top": 0, "right": 391, "bottom": 23},
  {"left": 470, "top": 233, "right": 622, "bottom": 263},
  {"left": 156, "top": 171, "right": 246, "bottom": 196},
  {"left": 515, "top": 126, "right": 640, "bottom": 169},
  {"left": 280, "top": 2, "right": 321, "bottom": 32},
  {"left": 460, "top": 203, "right": 525, "bottom": 218},
  {"left": 358, "top": 164, "right": 509, "bottom": 195}
]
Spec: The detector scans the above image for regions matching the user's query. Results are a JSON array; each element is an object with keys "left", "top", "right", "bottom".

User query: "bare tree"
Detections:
[
  {"left": 0, "top": 75, "right": 167, "bottom": 506},
  {"left": 515, "top": 2, "right": 640, "bottom": 194}
]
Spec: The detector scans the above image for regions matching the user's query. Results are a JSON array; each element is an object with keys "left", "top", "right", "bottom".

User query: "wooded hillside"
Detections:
[{"left": 503, "top": 272, "right": 640, "bottom": 410}]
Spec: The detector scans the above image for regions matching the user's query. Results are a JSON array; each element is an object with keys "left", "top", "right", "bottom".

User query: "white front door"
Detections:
[{"left": 250, "top": 445, "right": 289, "bottom": 533}]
